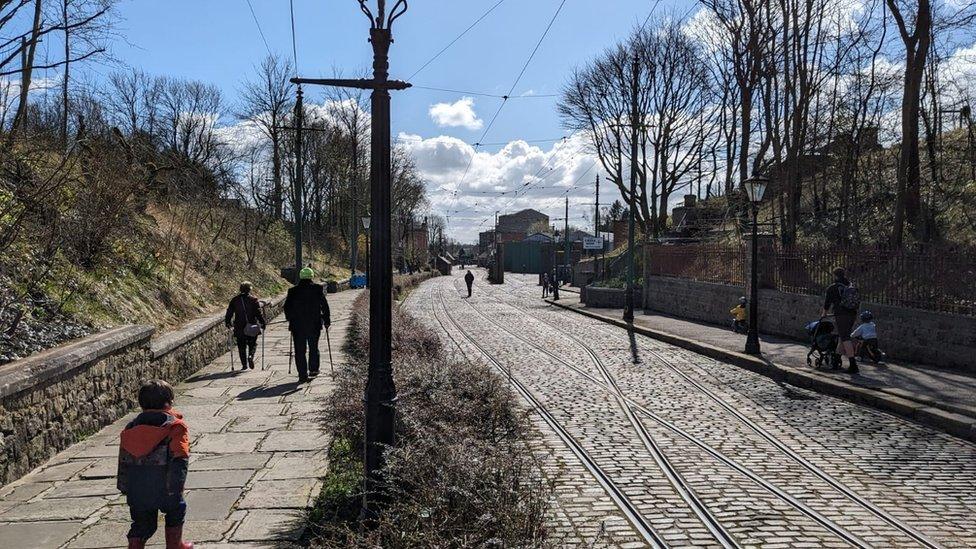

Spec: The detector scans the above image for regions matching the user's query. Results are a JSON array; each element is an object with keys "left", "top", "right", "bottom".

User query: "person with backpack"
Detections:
[
  {"left": 822, "top": 267, "right": 860, "bottom": 373},
  {"left": 224, "top": 282, "right": 266, "bottom": 370}
]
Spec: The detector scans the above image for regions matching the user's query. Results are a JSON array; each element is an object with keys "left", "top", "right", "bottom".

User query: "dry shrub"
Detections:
[{"left": 313, "top": 290, "right": 554, "bottom": 548}]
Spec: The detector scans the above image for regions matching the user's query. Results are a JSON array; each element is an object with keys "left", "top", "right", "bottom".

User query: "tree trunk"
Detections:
[
  {"left": 271, "top": 134, "right": 283, "bottom": 219},
  {"left": 889, "top": 0, "right": 931, "bottom": 247},
  {"left": 10, "top": 0, "right": 44, "bottom": 141}
]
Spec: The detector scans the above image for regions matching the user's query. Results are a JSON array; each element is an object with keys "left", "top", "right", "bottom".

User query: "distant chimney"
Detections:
[{"left": 684, "top": 194, "right": 697, "bottom": 207}]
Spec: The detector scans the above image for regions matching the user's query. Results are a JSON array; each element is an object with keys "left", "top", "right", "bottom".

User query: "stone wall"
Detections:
[
  {"left": 583, "top": 286, "right": 627, "bottom": 309},
  {"left": 641, "top": 275, "right": 976, "bottom": 372},
  {"left": 0, "top": 295, "right": 286, "bottom": 486}
]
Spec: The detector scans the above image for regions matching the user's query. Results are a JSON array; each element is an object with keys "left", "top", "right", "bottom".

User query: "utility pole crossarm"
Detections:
[{"left": 290, "top": 77, "right": 411, "bottom": 91}]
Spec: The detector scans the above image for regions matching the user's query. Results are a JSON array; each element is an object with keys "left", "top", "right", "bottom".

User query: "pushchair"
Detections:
[{"left": 805, "top": 318, "right": 841, "bottom": 369}]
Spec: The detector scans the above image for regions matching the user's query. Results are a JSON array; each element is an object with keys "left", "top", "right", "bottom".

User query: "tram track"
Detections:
[
  {"left": 479, "top": 275, "right": 945, "bottom": 549},
  {"left": 450, "top": 277, "right": 873, "bottom": 548},
  {"left": 424, "top": 284, "right": 669, "bottom": 548}
]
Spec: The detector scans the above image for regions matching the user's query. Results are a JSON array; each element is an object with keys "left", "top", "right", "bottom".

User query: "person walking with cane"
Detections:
[
  {"left": 224, "top": 282, "right": 265, "bottom": 370},
  {"left": 284, "top": 267, "right": 331, "bottom": 383}
]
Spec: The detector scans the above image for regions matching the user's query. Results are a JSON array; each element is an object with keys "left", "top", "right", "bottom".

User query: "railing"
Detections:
[{"left": 646, "top": 243, "right": 976, "bottom": 316}]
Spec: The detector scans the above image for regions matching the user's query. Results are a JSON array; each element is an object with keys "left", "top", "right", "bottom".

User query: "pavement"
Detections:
[
  {"left": 409, "top": 271, "right": 976, "bottom": 547},
  {"left": 544, "top": 284, "right": 976, "bottom": 442},
  {"left": 0, "top": 289, "right": 361, "bottom": 549}
]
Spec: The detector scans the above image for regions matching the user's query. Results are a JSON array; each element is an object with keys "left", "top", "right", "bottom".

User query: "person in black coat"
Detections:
[
  {"left": 822, "top": 267, "right": 859, "bottom": 373},
  {"left": 464, "top": 270, "right": 475, "bottom": 297},
  {"left": 224, "top": 282, "right": 266, "bottom": 370},
  {"left": 284, "top": 267, "right": 331, "bottom": 382}
]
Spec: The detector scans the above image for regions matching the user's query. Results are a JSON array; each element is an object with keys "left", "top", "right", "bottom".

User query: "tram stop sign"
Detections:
[{"left": 583, "top": 236, "right": 604, "bottom": 251}]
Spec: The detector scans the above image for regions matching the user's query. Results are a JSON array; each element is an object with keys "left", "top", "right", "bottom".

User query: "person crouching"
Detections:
[{"left": 118, "top": 380, "right": 193, "bottom": 549}]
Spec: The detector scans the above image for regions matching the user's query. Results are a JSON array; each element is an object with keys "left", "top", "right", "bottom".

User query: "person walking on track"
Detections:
[
  {"left": 550, "top": 269, "right": 560, "bottom": 301},
  {"left": 224, "top": 282, "right": 265, "bottom": 370},
  {"left": 464, "top": 270, "right": 475, "bottom": 298},
  {"left": 284, "top": 267, "right": 331, "bottom": 383}
]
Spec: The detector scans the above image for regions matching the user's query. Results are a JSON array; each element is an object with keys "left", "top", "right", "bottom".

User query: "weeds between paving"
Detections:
[{"left": 307, "top": 283, "right": 554, "bottom": 548}]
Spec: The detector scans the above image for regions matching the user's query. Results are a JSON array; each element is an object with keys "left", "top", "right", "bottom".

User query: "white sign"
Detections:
[{"left": 583, "top": 236, "right": 604, "bottom": 250}]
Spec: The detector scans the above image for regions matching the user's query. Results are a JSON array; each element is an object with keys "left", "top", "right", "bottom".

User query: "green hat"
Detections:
[{"left": 299, "top": 267, "right": 314, "bottom": 280}]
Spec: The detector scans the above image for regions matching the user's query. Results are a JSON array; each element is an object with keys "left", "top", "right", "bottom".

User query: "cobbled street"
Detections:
[{"left": 405, "top": 271, "right": 976, "bottom": 548}]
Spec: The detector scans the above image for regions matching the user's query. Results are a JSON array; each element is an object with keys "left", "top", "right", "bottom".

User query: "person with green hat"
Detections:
[{"left": 284, "top": 266, "right": 331, "bottom": 382}]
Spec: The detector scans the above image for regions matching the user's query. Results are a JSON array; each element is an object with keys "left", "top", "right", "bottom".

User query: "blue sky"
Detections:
[{"left": 108, "top": 0, "right": 693, "bottom": 242}]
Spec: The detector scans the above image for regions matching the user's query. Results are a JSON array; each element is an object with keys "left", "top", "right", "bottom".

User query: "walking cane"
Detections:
[
  {"left": 260, "top": 302, "right": 267, "bottom": 371},
  {"left": 325, "top": 325, "right": 334, "bottom": 376},
  {"left": 288, "top": 333, "right": 293, "bottom": 375},
  {"left": 228, "top": 328, "right": 234, "bottom": 371}
]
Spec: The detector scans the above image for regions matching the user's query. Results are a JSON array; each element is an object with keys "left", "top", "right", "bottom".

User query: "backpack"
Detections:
[{"left": 839, "top": 283, "right": 860, "bottom": 311}]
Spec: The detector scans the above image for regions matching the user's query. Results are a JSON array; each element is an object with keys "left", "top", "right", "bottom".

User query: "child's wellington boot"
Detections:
[{"left": 164, "top": 526, "right": 193, "bottom": 549}]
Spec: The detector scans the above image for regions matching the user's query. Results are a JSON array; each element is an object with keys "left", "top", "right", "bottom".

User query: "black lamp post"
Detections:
[
  {"left": 291, "top": 0, "right": 410, "bottom": 517},
  {"left": 743, "top": 174, "right": 769, "bottom": 355},
  {"left": 362, "top": 216, "right": 371, "bottom": 287}
]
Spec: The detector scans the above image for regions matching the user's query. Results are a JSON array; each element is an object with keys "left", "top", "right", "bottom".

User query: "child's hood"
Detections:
[{"left": 120, "top": 409, "right": 187, "bottom": 458}]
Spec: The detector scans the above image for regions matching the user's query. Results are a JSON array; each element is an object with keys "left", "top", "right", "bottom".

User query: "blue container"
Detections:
[{"left": 350, "top": 274, "right": 368, "bottom": 289}]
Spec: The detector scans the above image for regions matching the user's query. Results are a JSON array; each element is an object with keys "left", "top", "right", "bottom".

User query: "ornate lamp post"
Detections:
[
  {"left": 743, "top": 174, "right": 769, "bottom": 355},
  {"left": 362, "top": 216, "right": 371, "bottom": 287},
  {"left": 291, "top": 0, "right": 410, "bottom": 516}
]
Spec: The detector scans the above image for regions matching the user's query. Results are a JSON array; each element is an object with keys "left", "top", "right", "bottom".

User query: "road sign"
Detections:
[{"left": 583, "top": 236, "right": 604, "bottom": 250}]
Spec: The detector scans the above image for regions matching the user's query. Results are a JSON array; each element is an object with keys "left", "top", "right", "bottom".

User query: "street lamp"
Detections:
[
  {"left": 289, "top": 0, "right": 410, "bottom": 517},
  {"left": 362, "top": 216, "right": 371, "bottom": 287},
  {"left": 743, "top": 174, "right": 769, "bottom": 355}
]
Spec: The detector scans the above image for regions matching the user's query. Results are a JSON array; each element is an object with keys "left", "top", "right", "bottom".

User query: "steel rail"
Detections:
[
  {"left": 490, "top": 275, "right": 944, "bottom": 549},
  {"left": 425, "top": 284, "right": 667, "bottom": 549},
  {"left": 456, "top": 278, "right": 870, "bottom": 548}
]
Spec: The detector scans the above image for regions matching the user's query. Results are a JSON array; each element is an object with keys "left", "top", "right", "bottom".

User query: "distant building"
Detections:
[
  {"left": 497, "top": 209, "right": 549, "bottom": 234},
  {"left": 523, "top": 232, "right": 553, "bottom": 243},
  {"left": 479, "top": 209, "right": 550, "bottom": 253}
]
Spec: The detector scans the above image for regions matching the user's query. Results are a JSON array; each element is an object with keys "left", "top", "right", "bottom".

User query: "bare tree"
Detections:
[{"left": 238, "top": 54, "right": 293, "bottom": 220}]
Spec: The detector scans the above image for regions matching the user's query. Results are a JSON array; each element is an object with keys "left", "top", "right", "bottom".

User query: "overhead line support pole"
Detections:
[
  {"left": 624, "top": 53, "right": 639, "bottom": 323},
  {"left": 288, "top": 0, "right": 411, "bottom": 518}
]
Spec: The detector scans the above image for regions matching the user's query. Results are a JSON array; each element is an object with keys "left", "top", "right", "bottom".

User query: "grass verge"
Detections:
[{"left": 308, "top": 278, "right": 554, "bottom": 548}]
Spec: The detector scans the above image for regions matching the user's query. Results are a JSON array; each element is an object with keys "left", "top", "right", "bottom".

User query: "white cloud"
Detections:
[
  {"left": 397, "top": 131, "right": 610, "bottom": 243},
  {"left": 428, "top": 97, "right": 483, "bottom": 130}
]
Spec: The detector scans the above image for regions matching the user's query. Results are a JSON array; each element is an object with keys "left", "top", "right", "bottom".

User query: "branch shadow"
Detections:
[{"left": 235, "top": 381, "right": 304, "bottom": 401}]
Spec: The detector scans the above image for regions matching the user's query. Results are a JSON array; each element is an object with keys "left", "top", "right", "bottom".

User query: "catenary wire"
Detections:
[
  {"left": 408, "top": 0, "right": 508, "bottom": 81},
  {"left": 244, "top": 0, "right": 274, "bottom": 56},
  {"left": 445, "top": 0, "right": 570, "bottom": 227}
]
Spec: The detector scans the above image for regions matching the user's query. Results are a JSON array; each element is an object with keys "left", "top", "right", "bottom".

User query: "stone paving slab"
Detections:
[{"left": 0, "top": 289, "right": 361, "bottom": 548}]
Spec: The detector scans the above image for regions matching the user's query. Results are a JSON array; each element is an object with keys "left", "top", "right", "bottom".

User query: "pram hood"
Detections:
[{"left": 806, "top": 319, "right": 835, "bottom": 336}]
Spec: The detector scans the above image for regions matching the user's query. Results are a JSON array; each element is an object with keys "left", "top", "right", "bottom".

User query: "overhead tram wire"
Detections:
[
  {"left": 289, "top": 0, "right": 299, "bottom": 70},
  {"left": 412, "top": 85, "right": 558, "bottom": 99},
  {"left": 444, "top": 0, "right": 570, "bottom": 228},
  {"left": 244, "top": 0, "right": 273, "bottom": 57},
  {"left": 408, "top": 0, "right": 508, "bottom": 81},
  {"left": 451, "top": 139, "right": 586, "bottom": 221}
]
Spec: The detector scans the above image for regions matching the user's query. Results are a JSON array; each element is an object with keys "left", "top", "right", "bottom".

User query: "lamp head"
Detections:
[
  {"left": 362, "top": 216, "right": 371, "bottom": 230},
  {"left": 742, "top": 174, "right": 769, "bottom": 204},
  {"left": 358, "top": 0, "right": 408, "bottom": 31}
]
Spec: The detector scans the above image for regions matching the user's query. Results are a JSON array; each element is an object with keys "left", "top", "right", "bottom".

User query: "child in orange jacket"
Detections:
[{"left": 117, "top": 380, "right": 193, "bottom": 549}]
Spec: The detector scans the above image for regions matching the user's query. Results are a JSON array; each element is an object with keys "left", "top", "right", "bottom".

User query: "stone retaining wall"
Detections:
[
  {"left": 641, "top": 275, "right": 976, "bottom": 372},
  {"left": 583, "top": 286, "right": 627, "bottom": 309},
  {"left": 0, "top": 295, "right": 286, "bottom": 486}
]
